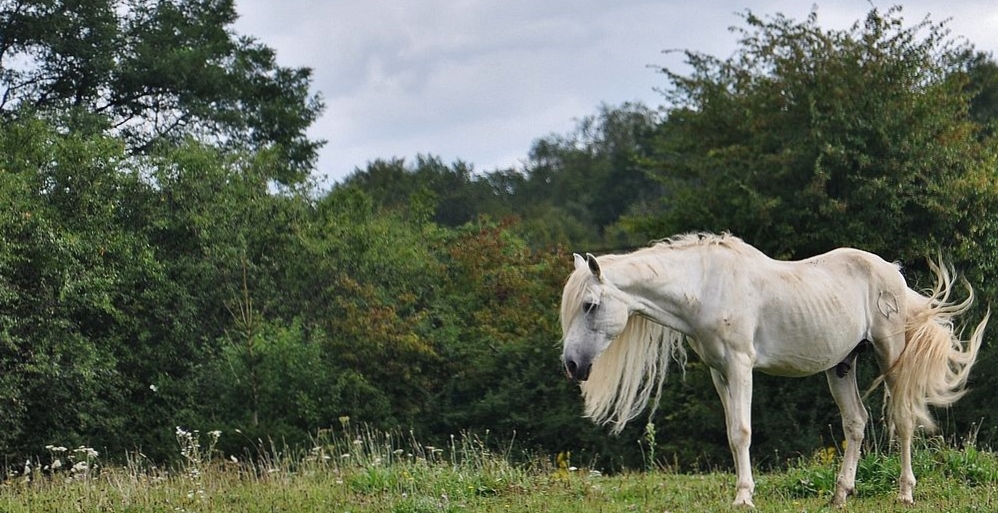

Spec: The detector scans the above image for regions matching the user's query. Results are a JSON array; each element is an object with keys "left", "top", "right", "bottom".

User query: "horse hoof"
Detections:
[
  {"left": 830, "top": 486, "right": 854, "bottom": 507},
  {"left": 732, "top": 491, "right": 755, "bottom": 508}
]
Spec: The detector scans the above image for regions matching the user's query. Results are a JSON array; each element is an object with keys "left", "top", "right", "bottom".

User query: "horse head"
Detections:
[{"left": 561, "top": 253, "right": 631, "bottom": 381}]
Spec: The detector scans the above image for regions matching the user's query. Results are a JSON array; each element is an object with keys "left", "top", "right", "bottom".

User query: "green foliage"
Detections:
[
  {"left": 341, "top": 103, "right": 662, "bottom": 249},
  {"left": 342, "top": 156, "right": 504, "bottom": 227},
  {"left": 641, "top": 6, "right": 997, "bottom": 263},
  {"left": 526, "top": 103, "right": 663, "bottom": 233},
  {"left": 0, "top": 117, "right": 149, "bottom": 456},
  {"left": 964, "top": 52, "right": 998, "bottom": 131},
  {"left": 0, "top": 0, "right": 323, "bottom": 183}
]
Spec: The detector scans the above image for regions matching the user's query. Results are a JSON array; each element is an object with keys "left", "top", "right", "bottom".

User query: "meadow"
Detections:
[{"left": 2, "top": 426, "right": 997, "bottom": 513}]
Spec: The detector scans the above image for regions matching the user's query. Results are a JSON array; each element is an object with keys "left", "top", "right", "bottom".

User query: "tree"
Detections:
[
  {"left": 0, "top": 0, "right": 323, "bottom": 184},
  {"left": 0, "top": 116, "right": 175, "bottom": 456},
  {"left": 963, "top": 51, "right": 998, "bottom": 133},
  {"left": 520, "top": 103, "right": 662, "bottom": 248},
  {"left": 342, "top": 156, "right": 511, "bottom": 228},
  {"left": 639, "top": 7, "right": 997, "bottom": 264}
]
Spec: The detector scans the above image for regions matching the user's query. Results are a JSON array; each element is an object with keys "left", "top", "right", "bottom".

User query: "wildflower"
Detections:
[
  {"left": 149, "top": 384, "right": 158, "bottom": 392},
  {"left": 209, "top": 430, "right": 222, "bottom": 438},
  {"left": 51, "top": 459, "right": 62, "bottom": 470},
  {"left": 74, "top": 446, "right": 99, "bottom": 459}
]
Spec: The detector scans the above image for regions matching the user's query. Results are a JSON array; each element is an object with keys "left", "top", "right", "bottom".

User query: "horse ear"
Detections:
[
  {"left": 573, "top": 253, "right": 588, "bottom": 272},
  {"left": 585, "top": 253, "right": 602, "bottom": 281}
]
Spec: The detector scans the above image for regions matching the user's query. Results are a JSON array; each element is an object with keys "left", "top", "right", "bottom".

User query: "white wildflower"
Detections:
[{"left": 74, "top": 446, "right": 98, "bottom": 458}]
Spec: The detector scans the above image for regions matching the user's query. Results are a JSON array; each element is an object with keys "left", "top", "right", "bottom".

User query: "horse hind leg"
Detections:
[
  {"left": 869, "top": 330, "right": 916, "bottom": 504},
  {"left": 824, "top": 351, "right": 869, "bottom": 507}
]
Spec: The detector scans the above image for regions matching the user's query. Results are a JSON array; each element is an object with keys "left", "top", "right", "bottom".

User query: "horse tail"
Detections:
[
  {"left": 886, "top": 258, "right": 989, "bottom": 432},
  {"left": 580, "top": 317, "right": 687, "bottom": 434}
]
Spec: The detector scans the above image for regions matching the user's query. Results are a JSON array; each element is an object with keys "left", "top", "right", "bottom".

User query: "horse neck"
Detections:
[{"left": 606, "top": 248, "right": 704, "bottom": 333}]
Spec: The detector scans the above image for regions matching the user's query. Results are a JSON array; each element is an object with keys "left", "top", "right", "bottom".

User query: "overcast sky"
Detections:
[{"left": 231, "top": 1, "right": 998, "bottom": 186}]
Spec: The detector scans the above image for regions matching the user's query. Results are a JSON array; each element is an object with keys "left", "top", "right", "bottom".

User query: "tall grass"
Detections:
[
  {"left": 2, "top": 423, "right": 997, "bottom": 512},
  {"left": 775, "top": 425, "right": 998, "bottom": 503}
]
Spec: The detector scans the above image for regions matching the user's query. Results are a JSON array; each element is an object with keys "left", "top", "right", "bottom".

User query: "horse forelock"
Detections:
[
  {"left": 560, "top": 253, "right": 628, "bottom": 335},
  {"left": 560, "top": 268, "right": 589, "bottom": 336}
]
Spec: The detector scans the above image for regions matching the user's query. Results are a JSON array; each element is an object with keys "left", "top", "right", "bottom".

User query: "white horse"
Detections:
[{"left": 560, "top": 233, "right": 988, "bottom": 507}]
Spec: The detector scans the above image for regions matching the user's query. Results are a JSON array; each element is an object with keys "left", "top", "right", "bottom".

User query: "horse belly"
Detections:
[{"left": 751, "top": 313, "right": 866, "bottom": 377}]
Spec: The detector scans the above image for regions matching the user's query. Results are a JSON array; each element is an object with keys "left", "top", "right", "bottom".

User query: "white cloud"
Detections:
[{"left": 233, "top": 0, "right": 998, "bottom": 186}]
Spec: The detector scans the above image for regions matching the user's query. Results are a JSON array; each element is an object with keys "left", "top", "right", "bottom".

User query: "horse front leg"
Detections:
[{"left": 709, "top": 360, "right": 755, "bottom": 507}]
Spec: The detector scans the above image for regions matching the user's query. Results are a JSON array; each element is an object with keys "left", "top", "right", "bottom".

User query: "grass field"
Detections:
[{"left": 2, "top": 427, "right": 997, "bottom": 512}]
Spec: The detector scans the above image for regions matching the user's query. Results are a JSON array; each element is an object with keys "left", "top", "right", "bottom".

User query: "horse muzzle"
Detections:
[{"left": 564, "top": 356, "right": 593, "bottom": 382}]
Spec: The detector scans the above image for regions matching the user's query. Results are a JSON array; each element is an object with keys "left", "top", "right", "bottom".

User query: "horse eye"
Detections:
[{"left": 582, "top": 302, "right": 598, "bottom": 313}]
